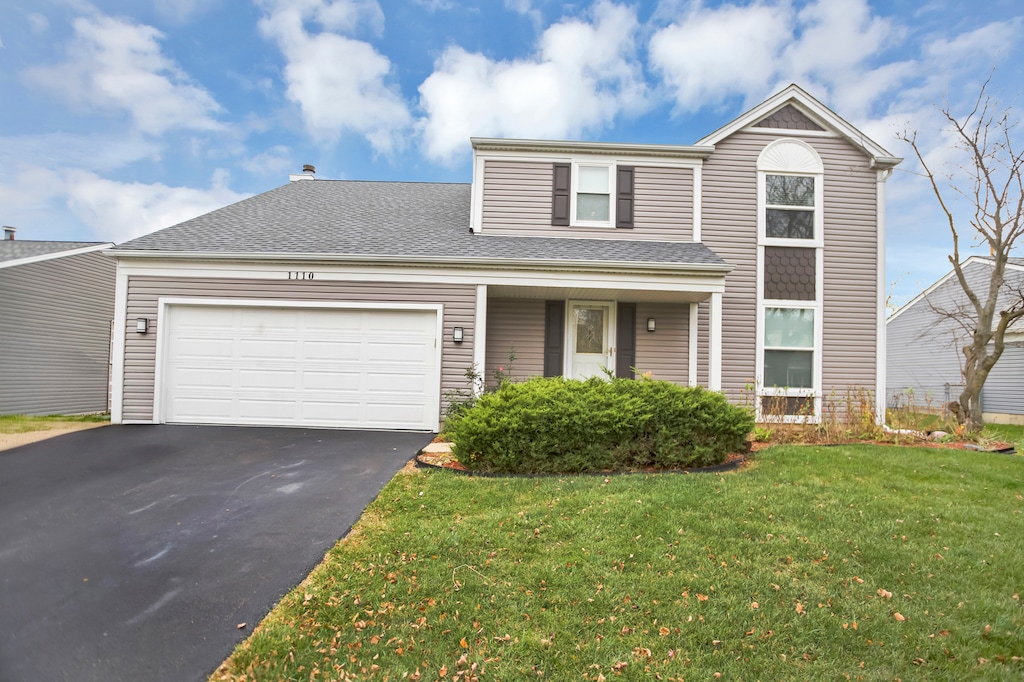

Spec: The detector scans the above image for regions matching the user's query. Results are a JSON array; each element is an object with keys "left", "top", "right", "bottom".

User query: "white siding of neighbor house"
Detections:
[
  {"left": 0, "top": 250, "right": 115, "bottom": 415},
  {"left": 887, "top": 258, "right": 1024, "bottom": 415},
  {"left": 121, "top": 276, "right": 476, "bottom": 422},
  {"left": 982, "top": 345, "right": 1024, "bottom": 416},
  {"left": 699, "top": 130, "right": 879, "bottom": 404},
  {"left": 480, "top": 160, "right": 693, "bottom": 241}
]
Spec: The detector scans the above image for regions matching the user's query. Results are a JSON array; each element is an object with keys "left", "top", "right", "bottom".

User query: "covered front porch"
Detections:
[{"left": 473, "top": 282, "right": 725, "bottom": 391}]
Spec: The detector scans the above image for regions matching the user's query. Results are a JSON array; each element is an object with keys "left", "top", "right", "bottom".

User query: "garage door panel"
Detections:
[
  {"left": 238, "top": 338, "right": 298, "bottom": 360},
  {"left": 172, "top": 337, "right": 234, "bottom": 358},
  {"left": 304, "top": 340, "right": 362, "bottom": 361},
  {"left": 163, "top": 305, "right": 439, "bottom": 430},
  {"left": 238, "top": 368, "right": 298, "bottom": 390},
  {"left": 304, "top": 371, "right": 361, "bottom": 392},
  {"left": 171, "top": 367, "right": 234, "bottom": 390},
  {"left": 171, "top": 396, "right": 235, "bottom": 420}
]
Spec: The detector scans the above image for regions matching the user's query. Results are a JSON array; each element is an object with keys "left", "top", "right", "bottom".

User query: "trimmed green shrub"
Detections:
[{"left": 442, "top": 376, "right": 754, "bottom": 474}]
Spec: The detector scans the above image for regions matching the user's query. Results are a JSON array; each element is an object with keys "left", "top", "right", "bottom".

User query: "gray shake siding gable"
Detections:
[{"left": 121, "top": 276, "right": 476, "bottom": 422}]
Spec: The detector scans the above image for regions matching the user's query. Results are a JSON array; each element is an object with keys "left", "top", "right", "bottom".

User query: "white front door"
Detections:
[{"left": 567, "top": 301, "right": 615, "bottom": 379}]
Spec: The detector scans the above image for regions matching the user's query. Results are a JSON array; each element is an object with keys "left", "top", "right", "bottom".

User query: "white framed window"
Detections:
[
  {"left": 756, "top": 139, "right": 824, "bottom": 421},
  {"left": 571, "top": 162, "right": 615, "bottom": 227}
]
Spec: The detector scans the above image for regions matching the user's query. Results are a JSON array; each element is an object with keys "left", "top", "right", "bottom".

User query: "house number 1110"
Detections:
[{"left": 287, "top": 271, "right": 314, "bottom": 280}]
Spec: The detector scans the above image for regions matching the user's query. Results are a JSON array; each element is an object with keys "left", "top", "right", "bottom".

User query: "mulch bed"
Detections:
[{"left": 416, "top": 438, "right": 1018, "bottom": 477}]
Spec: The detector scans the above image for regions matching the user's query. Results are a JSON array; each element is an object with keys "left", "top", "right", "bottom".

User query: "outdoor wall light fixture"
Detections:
[
  {"left": 647, "top": 318, "right": 656, "bottom": 333},
  {"left": 136, "top": 318, "right": 149, "bottom": 334},
  {"left": 452, "top": 326, "right": 464, "bottom": 343}
]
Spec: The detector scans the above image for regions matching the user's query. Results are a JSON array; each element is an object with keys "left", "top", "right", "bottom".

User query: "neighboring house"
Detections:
[
  {"left": 108, "top": 84, "right": 900, "bottom": 432},
  {"left": 0, "top": 239, "right": 116, "bottom": 415},
  {"left": 887, "top": 256, "right": 1024, "bottom": 424}
]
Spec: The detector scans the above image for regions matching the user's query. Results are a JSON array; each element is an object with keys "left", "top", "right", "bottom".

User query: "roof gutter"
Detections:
[
  {"left": 106, "top": 249, "right": 733, "bottom": 275},
  {"left": 471, "top": 137, "right": 715, "bottom": 160}
]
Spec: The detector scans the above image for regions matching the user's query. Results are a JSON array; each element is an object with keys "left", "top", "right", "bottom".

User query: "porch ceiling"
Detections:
[{"left": 487, "top": 285, "right": 711, "bottom": 303}]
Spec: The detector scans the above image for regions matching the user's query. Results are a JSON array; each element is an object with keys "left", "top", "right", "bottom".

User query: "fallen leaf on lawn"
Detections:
[
  {"left": 751, "top": 601, "right": 759, "bottom": 610},
  {"left": 795, "top": 602, "right": 805, "bottom": 615},
  {"left": 912, "top": 658, "right": 925, "bottom": 666},
  {"left": 439, "top": 664, "right": 448, "bottom": 677},
  {"left": 877, "top": 589, "right": 893, "bottom": 599},
  {"left": 894, "top": 613, "right": 906, "bottom": 622},
  {"left": 612, "top": 661, "right": 628, "bottom": 672},
  {"left": 982, "top": 625, "right": 992, "bottom": 637},
  {"left": 659, "top": 627, "right": 670, "bottom": 636},
  {"left": 460, "top": 637, "right": 469, "bottom": 648},
  {"left": 853, "top": 576, "right": 864, "bottom": 584},
  {"left": 236, "top": 623, "right": 246, "bottom": 630},
  {"left": 712, "top": 640, "right": 722, "bottom": 646},
  {"left": 696, "top": 593, "right": 709, "bottom": 602}
]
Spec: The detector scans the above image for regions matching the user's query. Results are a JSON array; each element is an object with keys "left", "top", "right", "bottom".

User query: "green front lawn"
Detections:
[
  {"left": 0, "top": 413, "right": 109, "bottom": 434},
  {"left": 215, "top": 446, "right": 1024, "bottom": 681}
]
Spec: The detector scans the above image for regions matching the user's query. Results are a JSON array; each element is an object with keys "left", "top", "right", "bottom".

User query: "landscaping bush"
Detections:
[{"left": 442, "top": 376, "right": 754, "bottom": 474}]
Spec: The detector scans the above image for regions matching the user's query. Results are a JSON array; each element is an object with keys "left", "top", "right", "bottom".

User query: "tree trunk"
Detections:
[{"left": 958, "top": 382, "right": 985, "bottom": 433}]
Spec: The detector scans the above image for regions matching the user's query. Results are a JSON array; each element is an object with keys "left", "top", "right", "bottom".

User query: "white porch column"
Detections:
[
  {"left": 473, "top": 284, "right": 488, "bottom": 395},
  {"left": 688, "top": 302, "right": 698, "bottom": 387},
  {"left": 709, "top": 292, "right": 723, "bottom": 391}
]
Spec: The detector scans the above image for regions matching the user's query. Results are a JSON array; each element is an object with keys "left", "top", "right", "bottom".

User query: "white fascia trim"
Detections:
[
  {"left": 0, "top": 242, "right": 113, "bottom": 270},
  {"left": 473, "top": 284, "right": 488, "bottom": 395},
  {"left": 875, "top": 170, "right": 888, "bottom": 425},
  {"left": 696, "top": 84, "right": 902, "bottom": 168},
  {"left": 692, "top": 167, "right": 702, "bottom": 243},
  {"left": 114, "top": 258, "right": 729, "bottom": 296},
  {"left": 688, "top": 302, "right": 698, "bottom": 387},
  {"left": 152, "top": 298, "right": 446, "bottom": 431},
  {"left": 471, "top": 152, "right": 485, "bottom": 233},
  {"left": 110, "top": 265, "right": 129, "bottom": 424},
  {"left": 109, "top": 251, "right": 733, "bottom": 276},
  {"left": 473, "top": 149, "right": 705, "bottom": 169},
  {"left": 471, "top": 137, "right": 714, "bottom": 160}
]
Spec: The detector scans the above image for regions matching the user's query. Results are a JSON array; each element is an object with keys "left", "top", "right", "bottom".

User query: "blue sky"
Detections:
[{"left": 1, "top": 0, "right": 1022, "bottom": 306}]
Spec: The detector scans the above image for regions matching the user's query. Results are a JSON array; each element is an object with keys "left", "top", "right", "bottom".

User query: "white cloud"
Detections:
[
  {"left": 25, "top": 15, "right": 222, "bottom": 135},
  {"left": 649, "top": 2, "right": 792, "bottom": 112},
  {"left": 924, "top": 19, "right": 1024, "bottom": 64},
  {"left": 417, "top": 1, "right": 648, "bottom": 163},
  {"left": 240, "top": 145, "right": 296, "bottom": 177},
  {"left": 27, "top": 13, "right": 50, "bottom": 34},
  {"left": 505, "top": 0, "right": 543, "bottom": 29},
  {"left": 64, "top": 169, "right": 250, "bottom": 243},
  {"left": 257, "top": 0, "right": 410, "bottom": 152},
  {"left": 649, "top": 0, "right": 908, "bottom": 119}
]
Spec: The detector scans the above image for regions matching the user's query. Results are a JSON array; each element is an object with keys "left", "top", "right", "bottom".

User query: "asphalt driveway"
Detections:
[{"left": 0, "top": 425, "right": 433, "bottom": 682}]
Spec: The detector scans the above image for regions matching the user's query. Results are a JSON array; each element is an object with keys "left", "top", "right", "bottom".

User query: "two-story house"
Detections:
[{"left": 109, "top": 84, "right": 900, "bottom": 431}]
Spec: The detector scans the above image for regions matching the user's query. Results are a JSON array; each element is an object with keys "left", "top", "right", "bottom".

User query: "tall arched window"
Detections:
[{"left": 756, "top": 139, "right": 824, "bottom": 421}]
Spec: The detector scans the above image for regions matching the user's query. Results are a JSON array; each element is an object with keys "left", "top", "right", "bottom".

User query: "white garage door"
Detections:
[{"left": 161, "top": 304, "right": 440, "bottom": 430}]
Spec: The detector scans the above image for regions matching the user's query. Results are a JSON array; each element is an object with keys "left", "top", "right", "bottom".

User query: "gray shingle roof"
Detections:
[
  {"left": 113, "top": 180, "right": 727, "bottom": 269},
  {"left": 0, "top": 240, "right": 110, "bottom": 264}
]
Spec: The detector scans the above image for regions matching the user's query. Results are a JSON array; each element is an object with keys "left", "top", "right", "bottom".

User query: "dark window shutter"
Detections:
[
  {"left": 552, "top": 163, "right": 571, "bottom": 226},
  {"left": 544, "top": 300, "right": 565, "bottom": 377},
  {"left": 616, "top": 303, "right": 636, "bottom": 379},
  {"left": 616, "top": 166, "right": 634, "bottom": 229}
]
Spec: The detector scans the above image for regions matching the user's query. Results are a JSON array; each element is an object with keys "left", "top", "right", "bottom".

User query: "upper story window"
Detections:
[
  {"left": 552, "top": 162, "right": 634, "bottom": 229},
  {"left": 575, "top": 165, "right": 612, "bottom": 223},
  {"left": 766, "top": 175, "right": 814, "bottom": 239},
  {"left": 757, "top": 139, "right": 823, "bottom": 247}
]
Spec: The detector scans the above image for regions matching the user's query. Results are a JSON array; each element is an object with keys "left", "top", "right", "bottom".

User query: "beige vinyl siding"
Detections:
[
  {"left": 818, "top": 137, "right": 879, "bottom": 395},
  {"left": 121, "top": 276, "right": 476, "bottom": 422},
  {"left": 699, "top": 133, "right": 760, "bottom": 399},
  {"left": 700, "top": 130, "right": 879, "bottom": 403},
  {"left": 481, "top": 160, "right": 693, "bottom": 241},
  {"left": 484, "top": 298, "right": 545, "bottom": 384},
  {"left": 634, "top": 302, "right": 689, "bottom": 384},
  {"left": 0, "top": 250, "right": 115, "bottom": 414}
]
